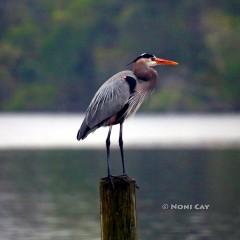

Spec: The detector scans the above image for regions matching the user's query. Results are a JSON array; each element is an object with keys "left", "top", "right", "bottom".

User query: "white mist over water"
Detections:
[{"left": 0, "top": 113, "right": 240, "bottom": 149}]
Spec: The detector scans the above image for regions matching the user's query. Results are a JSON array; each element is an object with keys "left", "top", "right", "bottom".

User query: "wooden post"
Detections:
[{"left": 100, "top": 175, "right": 137, "bottom": 240}]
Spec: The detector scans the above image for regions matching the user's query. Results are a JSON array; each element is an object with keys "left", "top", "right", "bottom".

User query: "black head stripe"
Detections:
[
  {"left": 127, "top": 53, "right": 154, "bottom": 65},
  {"left": 134, "top": 53, "right": 154, "bottom": 62},
  {"left": 139, "top": 53, "right": 154, "bottom": 59}
]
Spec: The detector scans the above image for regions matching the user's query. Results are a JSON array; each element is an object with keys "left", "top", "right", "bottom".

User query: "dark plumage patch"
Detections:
[
  {"left": 116, "top": 103, "right": 129, "bottom": 124},
  {"left": 125, "top": 76, "right": 136, "bottom": 94}
]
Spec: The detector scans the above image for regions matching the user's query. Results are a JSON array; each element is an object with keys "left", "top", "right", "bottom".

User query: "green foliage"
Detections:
[
  {"left": 4, "top": 83, "right": 57, "bottom": 111},
  {"left": 0, "top": 0, "right": 239, "bottom": 112},
  {"left": 203, "top": 10, "right": 240, "bottom": 109}
]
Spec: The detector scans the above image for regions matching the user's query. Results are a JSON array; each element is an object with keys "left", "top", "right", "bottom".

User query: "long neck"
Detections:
[{"left": 133, "top": 60, "right": 158, "bottom": 82}]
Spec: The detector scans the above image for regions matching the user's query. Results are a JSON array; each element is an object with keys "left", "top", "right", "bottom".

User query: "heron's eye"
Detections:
[{"left": 150, "top": 57, "right": 155, "bottom": 61}]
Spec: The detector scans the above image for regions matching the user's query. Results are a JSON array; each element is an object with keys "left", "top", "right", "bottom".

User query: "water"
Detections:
[
  {"left": 1, "top": 113, "right": 240, "bottom": 149},
  {"left": 0, "top": 149, "right": 240, "bottom": 240}
]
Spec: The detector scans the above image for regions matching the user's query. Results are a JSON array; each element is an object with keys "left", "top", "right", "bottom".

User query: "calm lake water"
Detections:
[
  {"left": 1, "top": 113, "right": 240, "bottom": 149},
  {"left": 0, "top": 149, "right": 240, "bottom": 240}
]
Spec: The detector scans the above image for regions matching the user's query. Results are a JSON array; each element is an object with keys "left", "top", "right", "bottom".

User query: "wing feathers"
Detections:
[{"left": 77, "top": 71, "right": 136, "bottom": 140}]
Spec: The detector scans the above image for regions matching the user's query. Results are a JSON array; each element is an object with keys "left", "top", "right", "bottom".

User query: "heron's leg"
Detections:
[
  {"left": 106, "top": 126, "right": 112, "bottom": 177},
  {"left": 119, "top": 123, "right": 126, "bottom": 175}
]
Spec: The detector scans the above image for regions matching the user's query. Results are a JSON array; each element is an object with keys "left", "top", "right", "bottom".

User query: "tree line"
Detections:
[{"left": 0, "top": 0, "right": 239, "bottom": 112}]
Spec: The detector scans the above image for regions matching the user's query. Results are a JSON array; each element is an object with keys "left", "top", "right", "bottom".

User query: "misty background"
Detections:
[
  {"left": 0, "top": 1, "right": 240, "bottom": 240},
  {"left": 0, "top": 0, "right": 239, "bottom": 113}
]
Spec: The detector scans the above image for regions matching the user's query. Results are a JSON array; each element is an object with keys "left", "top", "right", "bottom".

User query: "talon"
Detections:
[{"left": 107, "top": 175, "right": 115, "bottom": 190}]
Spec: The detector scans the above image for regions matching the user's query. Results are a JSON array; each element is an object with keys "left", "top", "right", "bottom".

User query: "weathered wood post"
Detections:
[{"left": 100, "top": 175, "right": 137, "bottom": 240}]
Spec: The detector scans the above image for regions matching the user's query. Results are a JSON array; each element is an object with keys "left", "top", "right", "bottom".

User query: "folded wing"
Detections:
[{"left": 77, "top": 71, "right": 136, "bottom": 140}]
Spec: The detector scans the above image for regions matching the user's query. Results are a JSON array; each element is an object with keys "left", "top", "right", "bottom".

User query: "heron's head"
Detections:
[{"left": 129, "top": 53, "right": 178, "bottom": 67}]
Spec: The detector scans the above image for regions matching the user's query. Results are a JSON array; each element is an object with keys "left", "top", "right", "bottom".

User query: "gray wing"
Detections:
[{"left": 77, "top": 70, "right": 136, "bottom": 140}]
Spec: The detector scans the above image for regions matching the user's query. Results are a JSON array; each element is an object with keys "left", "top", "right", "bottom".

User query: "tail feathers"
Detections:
[{"left": 77, "top": 119, "right": 91, "bottom": 140}]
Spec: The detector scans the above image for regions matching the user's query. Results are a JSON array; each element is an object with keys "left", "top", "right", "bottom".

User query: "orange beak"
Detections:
[{"left": 154, "top": 57, "right": 178, "bottom": 66}]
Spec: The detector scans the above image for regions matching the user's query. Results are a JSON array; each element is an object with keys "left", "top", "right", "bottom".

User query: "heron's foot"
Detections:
[
  {"left": 103, "top": 174, "right": 139, "bottom": 190},
  {"left": 107, "top": 174, "right": 115, "bottom": 190},
  {"left": 118, "top": 174, "right": 140, "bottom": 189}
]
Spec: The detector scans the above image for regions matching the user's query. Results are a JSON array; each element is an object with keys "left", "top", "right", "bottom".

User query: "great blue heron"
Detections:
[{"left": 77, "top": 53, "right": 178, "bottom": 177}]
